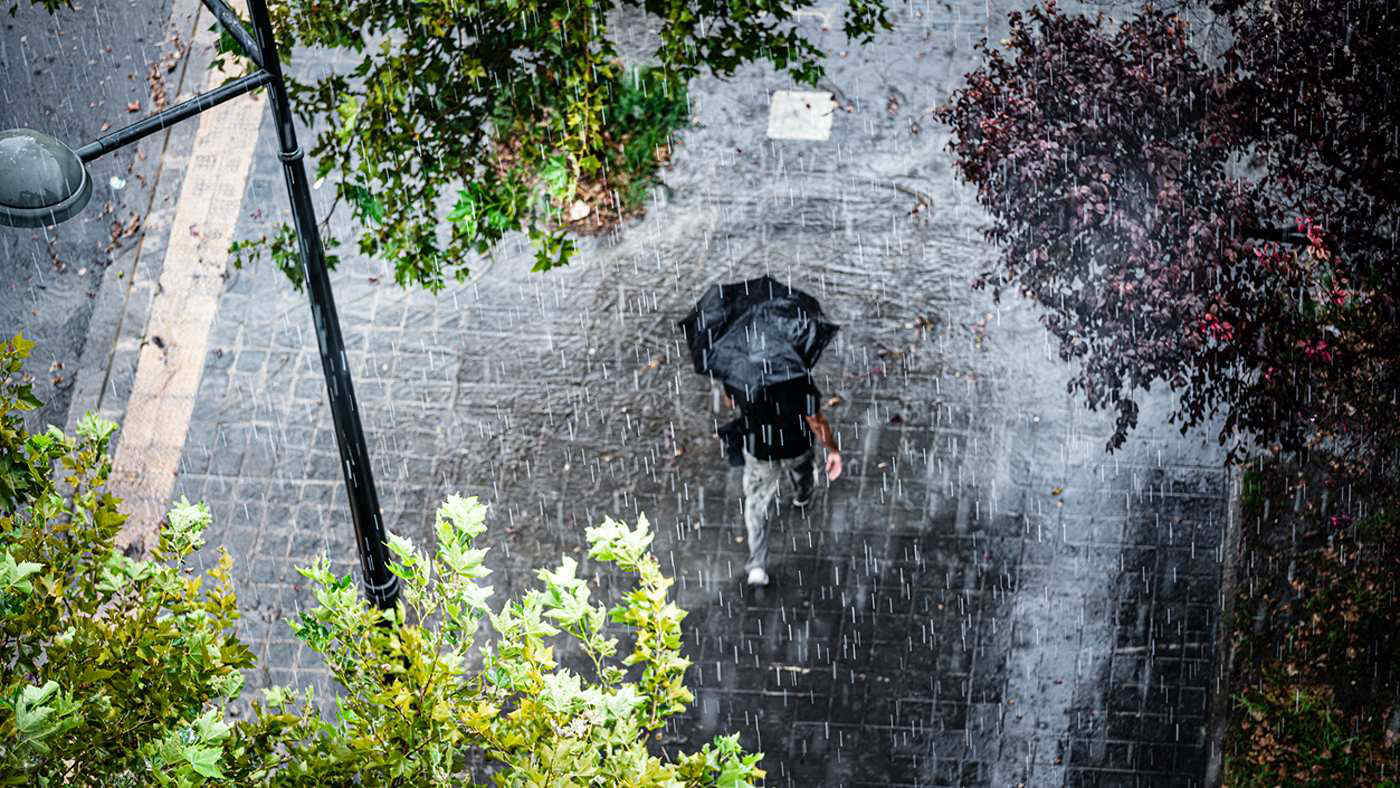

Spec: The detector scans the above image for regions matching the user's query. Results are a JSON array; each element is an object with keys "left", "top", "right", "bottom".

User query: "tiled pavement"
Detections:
[
  {"left": 72, "top": 0, "right": 1230, "bottom": 785},
  {"left": 1, "top": 0, "right": 187, "bottom": 434}
]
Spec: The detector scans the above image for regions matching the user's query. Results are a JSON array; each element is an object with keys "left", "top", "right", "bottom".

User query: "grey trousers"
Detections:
[{"left": 742, "top": 449, "right": 815, "bottom": 572}]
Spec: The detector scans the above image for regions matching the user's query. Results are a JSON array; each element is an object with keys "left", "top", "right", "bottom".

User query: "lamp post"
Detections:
[{"left": 0, "top": 0, "right": 399, "bottom": 610}]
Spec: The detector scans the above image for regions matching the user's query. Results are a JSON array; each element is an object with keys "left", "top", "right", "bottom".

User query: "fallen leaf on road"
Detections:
[
  {"left": 126, "top": 100, "right": 140, "bottom": 112},
  {"left": 1050, "top": 486, "right": 1064, "bottom": 496},
  {"left": 145, "top": 33, "right": 187, "bottom": 111}
]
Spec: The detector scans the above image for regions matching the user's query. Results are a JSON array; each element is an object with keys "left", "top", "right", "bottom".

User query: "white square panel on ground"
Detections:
[{"left": 766, "top": 90, "right": 836, "bottom": 141}]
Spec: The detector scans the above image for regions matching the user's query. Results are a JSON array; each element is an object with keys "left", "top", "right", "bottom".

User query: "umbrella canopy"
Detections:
[{"left": 678, "top": 274, "right": 839, "bottom": 392}]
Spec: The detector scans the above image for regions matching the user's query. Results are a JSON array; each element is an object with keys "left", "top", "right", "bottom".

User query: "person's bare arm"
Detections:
[{"left": 803, "top": 411, "right": 843, "bottom": 481}]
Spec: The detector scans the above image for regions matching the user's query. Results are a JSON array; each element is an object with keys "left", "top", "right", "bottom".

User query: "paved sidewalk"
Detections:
[
  {"left": 60, "top": 1, "right": 1228, "bottom": 785},
  {"left": 0, "top": 0, "right": 189, "bottom": 433}
]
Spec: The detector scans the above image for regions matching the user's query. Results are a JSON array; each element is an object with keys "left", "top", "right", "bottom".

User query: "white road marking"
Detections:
[
  {"left": 110, "top": 2, "right": 264, "bottom": 552},
  {"left": 766, "top": 90, "right": 836, "bottom": 141}
]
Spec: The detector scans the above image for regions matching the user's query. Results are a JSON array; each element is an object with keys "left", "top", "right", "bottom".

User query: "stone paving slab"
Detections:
[{"left": 68, "top": 0, "right": 1231, "bottom": 785}]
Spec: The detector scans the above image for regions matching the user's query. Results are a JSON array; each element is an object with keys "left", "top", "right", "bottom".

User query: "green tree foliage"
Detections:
[
  {"left": 5, "top": 0, "right": 68, "bottom": 13},
  {"left": 0, "top": 336, "right": 761, "bottom": 785},
  {"left": 225, "top": 0, "right": 891, "bottom": 290}
]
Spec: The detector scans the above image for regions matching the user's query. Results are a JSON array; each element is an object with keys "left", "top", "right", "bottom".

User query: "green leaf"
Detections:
[
  {"left": 13, "top": 681, "right": 81, "bottom": 752},
  {"left": 8, "top": 333, "right": 36, "bottom": 358},
  {"left": 76, "top": 411, "right": 118, "bottom": 444},
  {"left": 13, "top": 384, "right": 41, "bottom": 411},
  {"left": 446, "top": 188, "right": 476, "bottom": 222},
  {"left": 538, "top": 155, "right": 573, "bottom": 203},
  {"left": 160, "top": 497, "right": 212, "bottom": 557},
  {"left": 347, "top": 183, "right": 385, "bottom": 224},
  {"left": 436, "top": 493, "right": 488, "bottom": 540},
  {"left": 0, "top": 549, "right": 43, "bottom": 594},
  {"left": 184, "top": 745, "right": 225, "bottom": 779},
  {"left": 261, "top": 685, "right": 292, "bottom": 708}
]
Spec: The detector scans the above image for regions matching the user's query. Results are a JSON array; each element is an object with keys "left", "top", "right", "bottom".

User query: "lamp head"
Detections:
[{"left": 0, "top": 128, "right": 92, "bottom": 228}]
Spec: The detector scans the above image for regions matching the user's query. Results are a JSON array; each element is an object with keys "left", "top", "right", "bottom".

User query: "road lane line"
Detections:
[{"left": 109, "top": 3, "right": 264, "bottom": 552}]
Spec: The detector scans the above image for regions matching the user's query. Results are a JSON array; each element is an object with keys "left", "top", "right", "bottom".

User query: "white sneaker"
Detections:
[{"left": 746, "top": 567, "right": 769, "bottom": 586}]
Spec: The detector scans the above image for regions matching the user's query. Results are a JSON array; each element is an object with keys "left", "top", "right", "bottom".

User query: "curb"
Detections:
[{"left": 64, "top": 0, "right": 209, "bottom": 447}]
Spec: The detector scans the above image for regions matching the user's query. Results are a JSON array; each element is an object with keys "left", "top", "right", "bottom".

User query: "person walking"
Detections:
[
  {"left": 678, "top": 274, "right": 842, "bottom": 587},
  {"left": 725, "top": 374, "right": 842, "bottom": 586}
]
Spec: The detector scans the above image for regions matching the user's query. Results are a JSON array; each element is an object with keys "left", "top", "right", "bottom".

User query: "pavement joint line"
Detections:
[
  {"left": 108, "top": 0, "right": 265, "bottom": 552},
  {"left": 63, "top": 0, "right": 208, "bottom": 440},
  {"left": 92, "top": 0, "right": 210, "bottom": 421}
]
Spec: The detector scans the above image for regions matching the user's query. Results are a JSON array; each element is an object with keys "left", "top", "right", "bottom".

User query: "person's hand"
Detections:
[{"left": 824, "top": 451, "right": 843, "bottom": 482}]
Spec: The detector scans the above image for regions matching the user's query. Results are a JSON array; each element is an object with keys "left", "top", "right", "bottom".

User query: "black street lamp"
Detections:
[{"left": 0, "top": 0, "right": 399, "bottom": 609}]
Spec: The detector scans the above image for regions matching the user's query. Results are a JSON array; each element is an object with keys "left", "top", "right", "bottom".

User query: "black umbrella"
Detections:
[{"left": 678, "top": 274, "right": 839, "bottom": 392}]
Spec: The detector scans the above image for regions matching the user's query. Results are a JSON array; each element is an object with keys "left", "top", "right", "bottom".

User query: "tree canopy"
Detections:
[
  {"left": 937, "top": 0, "right": 1399, "bottom": 467},
  {"left": 230, "top": 0, "right": 892, "bottom": 290}
]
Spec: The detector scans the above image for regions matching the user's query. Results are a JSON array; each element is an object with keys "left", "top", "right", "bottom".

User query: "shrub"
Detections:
[
  {"left": 223, "top": 497, "right": 764, "bottom": 785},
  {"left": 0, "top": 334, "right": 252, "bottom": 785}
]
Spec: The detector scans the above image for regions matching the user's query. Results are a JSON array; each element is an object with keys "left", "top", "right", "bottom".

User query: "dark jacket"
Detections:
[{"left": 725, "top": 376, "right": 820, "bottom": 461}]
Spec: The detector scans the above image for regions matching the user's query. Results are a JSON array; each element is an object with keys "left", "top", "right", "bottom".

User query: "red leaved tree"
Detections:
[{"left": 936, "top": 0, "right": 1399, "bottom": 468}]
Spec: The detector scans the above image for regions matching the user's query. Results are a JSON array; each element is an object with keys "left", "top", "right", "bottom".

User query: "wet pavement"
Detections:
[
  {"left": 0, "top": 0, "right": 184, "bottom": 431},
  {"left": 5, "top": 0, "right": 1230, "bottom": 785}
]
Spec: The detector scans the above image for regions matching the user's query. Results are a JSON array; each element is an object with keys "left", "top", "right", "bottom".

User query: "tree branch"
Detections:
[{"left": 1241, "top": 228, "right": 1309, "bottom": 245}]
